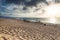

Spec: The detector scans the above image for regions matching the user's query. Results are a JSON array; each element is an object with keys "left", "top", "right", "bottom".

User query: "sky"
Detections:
[{"left": 0, "top": 0, "right": 60, "bottom": 18}]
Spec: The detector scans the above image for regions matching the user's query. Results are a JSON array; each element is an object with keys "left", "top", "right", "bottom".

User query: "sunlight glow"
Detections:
[
  {"left": 48, "top": 18, "right": 56, "bottom": 23},
  {"left": 43, "top": 3, "right": 60, "bottom": 24},
  {"left": 44, "top": 3, "right": 60, "bottom": 17}
]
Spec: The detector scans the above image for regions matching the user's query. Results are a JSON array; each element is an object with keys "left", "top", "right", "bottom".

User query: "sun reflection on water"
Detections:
[
  {"left": 48, "top": 18, "right": 56, "bottom": 24},
  {"left": 40, "top": 17, "right": 58, "bottom": 24}
]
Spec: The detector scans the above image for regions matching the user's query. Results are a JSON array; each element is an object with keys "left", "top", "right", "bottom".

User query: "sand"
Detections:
[{"left": 0, "top": 18, "right": 60, "bottom": 40}]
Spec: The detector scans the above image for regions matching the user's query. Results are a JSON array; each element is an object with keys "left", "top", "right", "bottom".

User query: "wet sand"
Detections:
[{"left": 0, "top": 18, "right": 60, "bottom": 40}]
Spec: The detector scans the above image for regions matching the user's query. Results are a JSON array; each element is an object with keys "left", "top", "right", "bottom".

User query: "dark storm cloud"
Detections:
[{"left": 6, "top": 0, "right": 46, "bottom": 6}]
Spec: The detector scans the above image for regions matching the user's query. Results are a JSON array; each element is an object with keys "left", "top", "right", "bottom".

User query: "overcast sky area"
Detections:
[{"left": 0, "top": 0, "right": 60, "bottom": 18}]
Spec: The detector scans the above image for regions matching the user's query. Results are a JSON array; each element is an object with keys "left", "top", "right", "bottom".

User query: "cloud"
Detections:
[
  {"left": 0, "top": 0, "right": 48, "bottom": 17},
  {"left": 6, "top": 0, "right": 46, "bottom": 6},
  {"left": 55, "top": 0, "right": 60, "bottom": 3},
  {"left": 1, "top": 0, "right": 60, "bottom": 18}
]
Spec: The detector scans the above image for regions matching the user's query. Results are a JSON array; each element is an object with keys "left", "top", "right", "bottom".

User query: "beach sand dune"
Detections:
[{"left": 0, "top": 18, "right": 60, "bottom": 40}]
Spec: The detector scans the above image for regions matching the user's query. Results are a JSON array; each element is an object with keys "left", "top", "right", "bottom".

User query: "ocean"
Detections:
[{"left": 0, "top": 16, "right": 60, "bottom": 24}]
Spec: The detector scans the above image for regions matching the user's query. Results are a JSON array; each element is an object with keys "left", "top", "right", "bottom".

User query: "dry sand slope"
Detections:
[{"left": 0, "top": 18, "right": 60, "bottom": 40}]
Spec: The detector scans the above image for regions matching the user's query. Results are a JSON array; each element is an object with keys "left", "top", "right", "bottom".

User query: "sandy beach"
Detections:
[{"left": 0, "top": 18, "right": 60, "bottom": 40}]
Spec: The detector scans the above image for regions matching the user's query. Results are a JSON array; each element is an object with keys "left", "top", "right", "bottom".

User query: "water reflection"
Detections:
[
  {"left": 48, "top": 18, "right": 56, "bottom": 24},
  {"left": 40, "top": 18, "right": 60, "bottom": 24}
]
